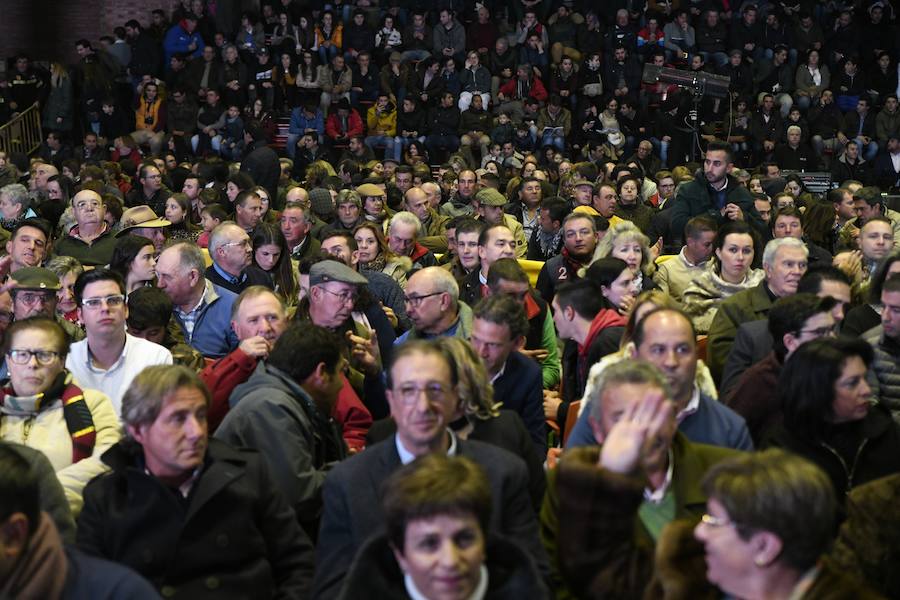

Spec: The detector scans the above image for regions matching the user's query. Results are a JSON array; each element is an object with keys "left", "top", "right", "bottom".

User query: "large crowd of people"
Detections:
[{"left": 1, "top": 1, "right": 900, "bottom": 599}]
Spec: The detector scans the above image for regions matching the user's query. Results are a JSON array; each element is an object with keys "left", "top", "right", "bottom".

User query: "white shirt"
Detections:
[
  {"left": 66, "top": 333, "right": 173, "bottom": 418},
  {"left": 396, "top": 429, "right": 458, "bottom": 465}
]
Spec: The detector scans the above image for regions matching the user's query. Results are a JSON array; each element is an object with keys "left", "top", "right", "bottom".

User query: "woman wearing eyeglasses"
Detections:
[
  {"left": 0, "top": 317, "right": 120, "bottom": 515},
  {"left": 763, "top": 337, "right": 900, "bottom": 502},
  {"left": 693, "top": 449, "right": 880, "bottom": 599}
]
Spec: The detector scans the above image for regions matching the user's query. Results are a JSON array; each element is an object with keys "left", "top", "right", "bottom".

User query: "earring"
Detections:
[{"left": 754, "top": 557, "right": 766, "bottom": 567}]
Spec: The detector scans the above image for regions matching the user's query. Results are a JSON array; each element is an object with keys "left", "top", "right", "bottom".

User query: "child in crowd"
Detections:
[{"left": 197, "top": 203, "right": 228, "bottom": 248}]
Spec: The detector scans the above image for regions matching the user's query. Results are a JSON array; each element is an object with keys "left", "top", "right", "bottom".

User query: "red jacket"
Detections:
[
  {"left": 325, "top": 109, "right": 364, "bottom": 141},
  {"left": 200, "top": 348, "right": 372, "bottom": 450},
  {"left": 499, "top": 76, "right": 548, "bottom": 103}
]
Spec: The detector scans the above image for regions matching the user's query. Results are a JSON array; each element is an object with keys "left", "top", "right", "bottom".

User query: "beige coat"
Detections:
[{"left": 0, "top": 387, "right": 121, "bottom": 516}]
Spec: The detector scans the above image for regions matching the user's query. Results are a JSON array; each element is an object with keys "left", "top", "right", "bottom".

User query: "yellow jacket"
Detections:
[{"left": 366, "top": 105, "right": 397, "bottom": 136}]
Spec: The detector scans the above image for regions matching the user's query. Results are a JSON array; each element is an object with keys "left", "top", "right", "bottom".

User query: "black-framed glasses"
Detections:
[
  {"left": 404, "top": 291, "right": 444, "bottom": 307},
  {"left": 795, "top": 324, "right": 838, "bottom": 337},
  {"left": 7, "top": 349, "right": 62, "bottom": 365},
  {"left": 81, "top": 294, "right": 126, "bottom": 309}
]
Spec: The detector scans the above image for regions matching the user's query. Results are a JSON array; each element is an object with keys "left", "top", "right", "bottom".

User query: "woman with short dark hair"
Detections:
[
  {"left": 765, "top": 337, "right": 900, "bottom": 500},
  {"left": 338, "top": 453, "right": 550, "bottom": 600}
]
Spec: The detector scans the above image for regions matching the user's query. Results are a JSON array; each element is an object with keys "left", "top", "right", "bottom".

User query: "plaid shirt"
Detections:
[{"left": 175, "top": 280, "right": 215, "bottom": 342}]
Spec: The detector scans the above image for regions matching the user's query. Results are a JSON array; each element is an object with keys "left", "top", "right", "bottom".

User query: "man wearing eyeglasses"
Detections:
[
  {"left": 298, "top": 259, "right": 390, "bottom": 419},
  {"left": 55, "top": 190, "right": 118, "bottom": 267},
  {"left": 9, "top": 267, "right": 83, "bottom": 346},
  {"left": 395, "top": 266, "right": 473, "bottom": 344},
  {"left": 313, "top": 339, "right": 549, "bottom": 598},
  {"left": 65, "top": 269, "right": 172, "bottom": 418},
  {"left": 725, "top": 294, "right": 838, "bottom": 445},
  {"left": 205, "top": 222, "right": 272, "bottom": 295}
]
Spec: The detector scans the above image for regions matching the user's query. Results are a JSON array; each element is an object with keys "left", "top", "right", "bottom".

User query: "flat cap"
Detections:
[
  {"left": 308, "top": 188, "right": 334, "bottom": 216},
  {"left": 475, "top": 188, "right": 507, "bottom": 207},
  {"left": 309, "top": 261, "right": 368, "bottom": 287},
  {"left": 356, "top": 183, "right": 386, "bottom": 198}
]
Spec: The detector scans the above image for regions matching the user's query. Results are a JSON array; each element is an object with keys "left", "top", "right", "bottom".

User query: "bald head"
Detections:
[
  {"left": 34, "top": 163, "right": 58, "bottom": 192},
  {"left": 404, "top": 187, "right": 430, "bottom": 221},
  {"left": 71, "top": 189, "right": 105, "bottom": 227},
  {"left": 285, "top": 187, "right": 309, "bottom": 206}
]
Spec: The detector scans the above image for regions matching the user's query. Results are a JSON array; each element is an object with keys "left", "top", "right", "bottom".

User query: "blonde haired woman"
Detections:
[{"left": 592, "top": 220, "right": 656, "bottom": 293}]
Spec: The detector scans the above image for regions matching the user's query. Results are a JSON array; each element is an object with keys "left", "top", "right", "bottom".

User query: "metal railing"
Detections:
[{"left": 0, "top": 102, "right": 42, "bottom": 156}]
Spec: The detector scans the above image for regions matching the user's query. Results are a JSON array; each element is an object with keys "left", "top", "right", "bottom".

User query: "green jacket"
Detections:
[
  {"left": 540, "top": 432, "right": 741, "bottom": 599},
  {"left": 670, "top": 173, "right": 766, "bottom": 243},
  {"left": 706, "top": 281, "right": 774, "bottom": 384}
]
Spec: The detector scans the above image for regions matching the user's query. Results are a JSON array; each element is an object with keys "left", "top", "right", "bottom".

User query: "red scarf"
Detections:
[
  {"left": 578, "top": 309, "right": 628, "bottom": 387},
  {"left": 0, "top": 372, "right": 96, "bottom": 463}
]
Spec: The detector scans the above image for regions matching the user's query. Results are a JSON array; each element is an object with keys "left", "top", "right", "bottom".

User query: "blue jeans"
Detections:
[
  {"left": 318, "top": 44, "right": 339, "bottom": 65},
  {"left": 651, "top": 137, "right": 670, "bottom": 167},
  {"left": 286, "top": 133, "right": 301, "bottom": 158},
  {"left": 425, "top": 134, "right": 460, "bottom": 157},
  {"left": 365, "top": 135, "right": 399, "bottom": 161},
  {"left": 541, "top": 131, "right": 565, "bottom": 151},
  {"left": 855, "top": 137, "right": 879, "bottom": 161},
  {"left": 700, "top": 51, "right": 729, "bottom": 67}
]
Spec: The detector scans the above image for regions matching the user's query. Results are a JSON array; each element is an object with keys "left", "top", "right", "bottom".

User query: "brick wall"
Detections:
[{"left": 0, "top": 0, "right": 181, "bottom": 68}]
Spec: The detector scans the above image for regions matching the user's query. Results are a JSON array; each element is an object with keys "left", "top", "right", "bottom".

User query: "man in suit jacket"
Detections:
[
  {"left": 470, "top": 294, "right": 546, "bottom": 457},
  {"left": 719, "top": 319, "right": 771, "bottom": 397},
  {"left": 312, "top": 339, "right": 549, "bottom": 599}
]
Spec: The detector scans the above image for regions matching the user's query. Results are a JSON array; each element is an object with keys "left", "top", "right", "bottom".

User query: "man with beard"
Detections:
[
  {"left": 536, "top": 213, "right": 599, "bottom": 304},
  {"left": 670, "top": 141, "right": 765, "bottom": 240}
]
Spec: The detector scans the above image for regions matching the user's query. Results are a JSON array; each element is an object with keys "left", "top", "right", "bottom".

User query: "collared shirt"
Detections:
[
  {"left": 678, "top": 247, "right": 705, "bottom": 269},
  {"left": 145, "top": 466, "right": 201, "bottom": 498},
  {"left": 291, "top": 236, "right": 309, "bottom": 258},
  {"left": 675, "top": 384, "right": 701, "bottom": 424},
  {"left": 396, "top": 429, "right": 458, "bottom": 465},
  {"left": 489, "top": 359, "right": 508, "bottom": 385},
  {"left": 643, "top": 448, "right": 675, "bottom": 504},
  {"left": 213, "top": 262, "right": 245, "bottom": 286},
  {"left": 176, "top": 280, "right": 216, "bottom": 342},
  {"left": 66, "top": 333, "right": 174, "bottom": 417}
]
